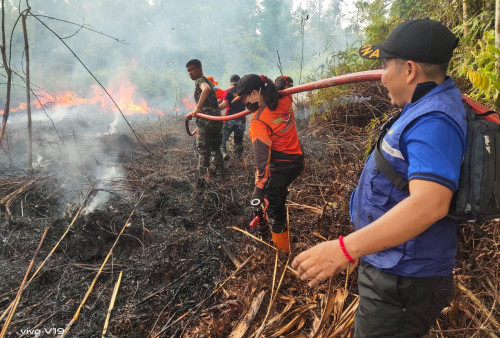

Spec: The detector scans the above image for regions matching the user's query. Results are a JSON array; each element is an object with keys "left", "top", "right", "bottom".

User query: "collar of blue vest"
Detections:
[
  {"left": 410, "top": 76, "right": 455, "bottom": 104},
  {"left": 411, "top": 81, "right": 438, "bottom": 102}
]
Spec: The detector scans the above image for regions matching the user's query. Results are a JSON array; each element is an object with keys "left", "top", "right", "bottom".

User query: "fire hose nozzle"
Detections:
[
  {"left": 249, "top": 198, "right": 270, "bottom": 231},
  {"left": 250, "top": 199, "right": 262, "bottom": 207}
]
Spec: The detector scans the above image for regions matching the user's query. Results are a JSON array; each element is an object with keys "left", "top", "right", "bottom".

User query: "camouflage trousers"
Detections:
[{"left": 195, "top": 122, "right": 223, "bottom": 176}]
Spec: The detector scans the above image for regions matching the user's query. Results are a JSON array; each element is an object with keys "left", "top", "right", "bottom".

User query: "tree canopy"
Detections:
[
  {"left": 1, "top": 0, "right": 498, "bottom": 114},
  {"left": 0, "top": 0, "right": 351, "bottom": 111}
]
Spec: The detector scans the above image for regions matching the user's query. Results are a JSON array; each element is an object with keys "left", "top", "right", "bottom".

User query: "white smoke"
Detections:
[
  {"left": 0, "top": 104, "right": 133, "bottom": 215},
  {"left": 106, "top": 112, "right": 121, "bottom": 135},
  {"left": 83, "top": 166, "right": 124, "bottom": 214}
]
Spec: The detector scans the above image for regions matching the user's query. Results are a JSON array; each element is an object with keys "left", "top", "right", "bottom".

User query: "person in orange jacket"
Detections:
[
  {"left": 274, "top": 75, "right": 294, "bottom": 91},
  {"left": 236, "top": 74, "right": 304, "bottom": 251},
  {"left": 207, "top": 76, "right": 225, "bottom": 101}
]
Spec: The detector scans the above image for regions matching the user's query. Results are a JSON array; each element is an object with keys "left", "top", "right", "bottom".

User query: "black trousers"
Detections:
[
  {"left": 354, "top": 262, "right": 453, "bottom": 338},
  {"left": 264, "top": 160, "right": 303, "bottom": 233}
]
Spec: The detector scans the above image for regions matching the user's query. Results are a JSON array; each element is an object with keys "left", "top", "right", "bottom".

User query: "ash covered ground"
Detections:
[{"left": 1, "top": 86, "right": 498, "bottom": 337}]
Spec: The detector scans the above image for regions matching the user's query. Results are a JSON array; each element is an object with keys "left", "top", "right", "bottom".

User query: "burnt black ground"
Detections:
[{"left": 1, "top": 87, "right": 498, "bottom": 337}]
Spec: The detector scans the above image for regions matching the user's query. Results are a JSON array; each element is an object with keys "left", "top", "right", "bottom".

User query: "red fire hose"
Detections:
[
  {"left": 461, "top": 95, "right": 500, "bottom": 123},
  {"left": 185, "top": 69, "right": 384, "bottom": 136},
  {"left": 184, "top": 69, "right": 499, "bottom": 135}
]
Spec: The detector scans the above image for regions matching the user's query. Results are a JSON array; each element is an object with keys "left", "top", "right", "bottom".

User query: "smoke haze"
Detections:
[
  {"left": 2, "top": 0, "right": 358, "bottom": 109},
  {"left": 0, "top": 0, "right": 359, "bottom": 211}
]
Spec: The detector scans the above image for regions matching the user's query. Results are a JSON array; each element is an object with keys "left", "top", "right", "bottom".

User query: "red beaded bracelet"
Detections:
[{"left": 339, "top": 236, "right": 356, "bottom": 264}]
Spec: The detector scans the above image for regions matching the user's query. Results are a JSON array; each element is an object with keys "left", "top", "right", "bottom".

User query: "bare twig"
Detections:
[
  {"left": 0, "top": 177, "right": 37, "bottom": 216},
  {"left": 34, "top": 14, "right": 128, "bottom": 44},
  {"left": 29, "top": 14, "right": 152, "bottom": 155},
  {"left": 460, "top": 306, "right": 499, "bottom": 338},
  {"left": 21, "top": 7, "right": 32, "bottom": 170},
  {"left": 135, "top": 258, "right": 215, "bottom": 307},
  {"left": 102, "top": 271, "right": 123, "bottom": 337},
  {"left": 155, "top": 255, "right": 253, "bottom": 336},
  {"left": 287, "top": 200, "right": 324, "bottom": 215},
  {"left": 0, "top": 227, "right": 48, "bottom": 338},
  {"left": 0, "top": 189, "right": 90, "bottom": 324},
  {"left": 231, "top": 226, "right": 276, "bottom": 250},
  {"left": 0, "top": 0, "right": 14, "bottom": 145},
  {"left": 457, "top": 281, "right": 500, "bottom": 331},
  {"left": 60, "top": 193, "right": 144, "bottom": 337},
  {"left": 276, "top": 50, "right": 283, "bottom": 76},
  {"left": 298, "top": 10, "right": 309, "bottom": 85},
  {"left": 254, "top": 208, "right": 292, "bottom": 337},
  {"left": 10, "top": 69, "right": 64, "bottom": 142}
]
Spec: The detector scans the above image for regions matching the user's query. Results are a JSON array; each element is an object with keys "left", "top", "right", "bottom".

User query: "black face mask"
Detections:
[{"left": 245, "top": 101, "right": 259, "bottom": 112}]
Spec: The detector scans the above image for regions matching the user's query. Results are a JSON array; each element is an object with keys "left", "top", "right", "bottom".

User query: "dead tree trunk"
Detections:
[
  {"left": 0, "top": 0, "right": 13, "bottom": 146},
  {"left": 22, "top": 9, "right": 32, "bottom": 171}
]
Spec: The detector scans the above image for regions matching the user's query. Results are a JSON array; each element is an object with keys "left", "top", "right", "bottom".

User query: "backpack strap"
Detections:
[
  {"left": 374, "top": 138, "right": 459, "bottom": 220},
  {"left": 476, "top": 110, "right": 498, "bottom": 117},
  {"left": 373, "top": 136, "right": 410, "bottom": 193},
  {"left": 496, "top": 131, "right": 500, "bottom": 209}
]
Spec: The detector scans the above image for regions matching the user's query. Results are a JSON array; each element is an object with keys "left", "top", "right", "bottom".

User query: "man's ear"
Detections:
[{"left": 405, "top": 60, "right": 418, "bottom": 84}]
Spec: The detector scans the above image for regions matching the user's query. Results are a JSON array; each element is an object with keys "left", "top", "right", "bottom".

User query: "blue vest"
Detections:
[{"left": 350, "top": 78, "right": 466, "bottom": 277}]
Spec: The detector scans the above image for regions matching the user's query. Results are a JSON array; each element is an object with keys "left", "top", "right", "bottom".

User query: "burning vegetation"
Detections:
[
  {"left": 0, "top": 81, "right": 498, "bottom": 337},
  {"left": 1, "top": 74, "right": 169, "bottom": 117}
]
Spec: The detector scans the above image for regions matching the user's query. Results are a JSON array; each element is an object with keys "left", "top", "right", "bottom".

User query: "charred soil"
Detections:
[{"left": 1, "top": 88, "right": 498, "bottom": 337}]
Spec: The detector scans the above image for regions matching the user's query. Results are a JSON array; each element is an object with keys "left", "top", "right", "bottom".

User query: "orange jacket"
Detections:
[{"left": 249, "top": 96, "right": 303, "bottom": 189}]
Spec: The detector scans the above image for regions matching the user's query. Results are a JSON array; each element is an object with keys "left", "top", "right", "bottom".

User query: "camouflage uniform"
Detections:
[{"left": 194, "top": 77, "right": 223, "bottom": 176}]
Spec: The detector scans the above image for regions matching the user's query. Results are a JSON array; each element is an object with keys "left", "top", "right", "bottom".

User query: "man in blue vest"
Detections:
[{"left": 292, "top": 19, "right": 466, "bottom": 337}]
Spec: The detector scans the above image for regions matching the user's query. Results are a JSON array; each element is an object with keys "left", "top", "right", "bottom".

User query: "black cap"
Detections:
[
  {"left": 359, "top": 19, "right": 459, "bottom": 63},
  {"left": 236, "top": 74, "right": 262, "bottom": 97},
  {"left": 230, "top": 74, "right": 240, "bottom": 84}
]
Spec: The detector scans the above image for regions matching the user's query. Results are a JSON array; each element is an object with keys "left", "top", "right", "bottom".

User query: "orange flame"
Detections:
[
  {"left": 0, "top": 77, "right": 165, "bottom": 116},
  {"left": 182, "top": 97, "right": 196, "bottom": 111}
]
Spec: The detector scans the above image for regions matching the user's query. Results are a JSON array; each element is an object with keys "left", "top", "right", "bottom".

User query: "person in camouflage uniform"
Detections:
[{"left": 185, "top": 59, "right": 224, "bottom": 179}]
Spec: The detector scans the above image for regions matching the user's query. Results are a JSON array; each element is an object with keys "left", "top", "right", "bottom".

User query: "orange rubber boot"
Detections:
[{"left": 271, "top": 230, "right": 290, "bottom": 252}]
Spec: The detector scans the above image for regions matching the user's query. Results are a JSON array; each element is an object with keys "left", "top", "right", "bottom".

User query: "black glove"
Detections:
[{"left": 251, "top": 187, "right": 264, "bottom": 204}]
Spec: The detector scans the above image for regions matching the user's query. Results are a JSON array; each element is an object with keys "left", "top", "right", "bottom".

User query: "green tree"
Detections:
[{"left": 258, "top": 0, "right": 298, "bottom": 75}]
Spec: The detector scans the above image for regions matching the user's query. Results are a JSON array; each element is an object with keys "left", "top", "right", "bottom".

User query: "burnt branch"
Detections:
[
  {"left": 21, "top": 7, "right": 32, "bottom": 170},
  {"left": 34, "top": 14, "right": 128, "bottom": 44},
  {"left": 11, "top": 68, "right": 64, "bottom": 142},
  {"left": 0, "top": 0, "right": 15, "bottom": 145}
]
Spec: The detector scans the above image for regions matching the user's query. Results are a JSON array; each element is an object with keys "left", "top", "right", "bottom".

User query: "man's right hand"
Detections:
[
  {"left": 185, "top": 108, "right": 200, "bottom": 121},
  {"left": 292, "top": 240, "right": 351, "bottom": 287}
]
